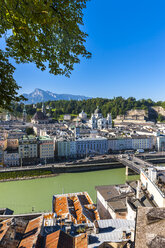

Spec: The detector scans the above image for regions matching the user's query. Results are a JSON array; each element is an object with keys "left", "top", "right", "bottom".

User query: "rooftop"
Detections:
[
  {"left": 32, "top": 111, "right": 48, "bottom": 121},
  {"left": 39, "top": 136, "right": 53, "bottom": 141},
  {"left": 0, "top": 215, "right": 43, "bottom": 248},
  {"left": 135, "top": 207, "right": 165, "bottom": 248},
  {"left": 88, "top": 219, "right": 135, "bottom": 248},
  {"left": 53, "top": 192, "right": 100, "bottom": 224},
  {"left": 45, "top": 230, "right": 88, "bottom": 248},
  {"left": 96, "top": 184, "right": 134, "bottom": 212}
]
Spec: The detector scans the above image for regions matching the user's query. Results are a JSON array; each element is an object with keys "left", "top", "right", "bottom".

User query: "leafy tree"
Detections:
[
  {"left": 0, "top": 50, "right": 25, "bottom": 110},
  {"left": 157, "top": 114, "right": 164, "bottom": 122},
  {"left": 0, "top": 0, "right": 91, "bottom": 109},
  {"left": 13, "top": 96, "right": 163, "bottom": 121},
  {"left": 25, "top": 127, "right": 34, "bottom": 135}
]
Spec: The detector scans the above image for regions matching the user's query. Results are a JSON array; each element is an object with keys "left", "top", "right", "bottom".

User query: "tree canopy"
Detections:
[
  {"left": 0, "top": 0, "right": 91, "bottom": 110},
  {"left": 13, "top": 96, "right": 163, "bottom": 122}
]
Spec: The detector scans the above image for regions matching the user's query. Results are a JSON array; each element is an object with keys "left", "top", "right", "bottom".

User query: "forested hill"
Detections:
[{"left": 12, "top": 97, "right": 165, "bottom": 121}]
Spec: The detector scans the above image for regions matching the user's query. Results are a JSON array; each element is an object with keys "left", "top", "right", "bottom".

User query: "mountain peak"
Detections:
[{"left": 22, "top": 89, "right": 91, "bottom": 104}]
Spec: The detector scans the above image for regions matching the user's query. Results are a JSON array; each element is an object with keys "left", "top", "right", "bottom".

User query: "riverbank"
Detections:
[
  {"left": 0, "top": 169, "right": 54, "bottom": 181},
  {"left": 0, "top": 173, "right": 59, "bottom": 183},
  {"left": 0, "top": 160, "right": 124, "bottom": 182}
]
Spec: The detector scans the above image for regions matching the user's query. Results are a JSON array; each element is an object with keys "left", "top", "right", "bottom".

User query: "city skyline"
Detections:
[{"left": 10, "top": 0, "right": 165, "bottom": 101}]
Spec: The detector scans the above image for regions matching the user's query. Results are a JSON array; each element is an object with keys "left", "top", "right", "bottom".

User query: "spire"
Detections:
[
  {"left": 23, "top": 104, "right": 26, "bottom": 114},
  {"left": 6, "top": 111, "right": 11, "bottom": 121},
  {"left": 23, "top": 105, "right": 27, "bottom": 122},
  {"left": 42, "top": 102, "right": 46, "bottom": 115}
]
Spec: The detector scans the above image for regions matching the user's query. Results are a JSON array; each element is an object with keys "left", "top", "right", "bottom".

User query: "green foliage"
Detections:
[
  {"left": 12, "top": 96, "right": 161, "bottom": 120},
  {"left": 0, "top": 50, "right": 25, "bottom": 110},
  {"left": 0, "top": 0, "right": 90, "bottom": 109},
  {"left": 157, "top": 114, "right": 164, "bottom": 122},
  {"left": 25, "top": 127, "right": 34, "bottom": 135},
  {"left": 0, "top": 169, "right": 52, "bottom": 180}
]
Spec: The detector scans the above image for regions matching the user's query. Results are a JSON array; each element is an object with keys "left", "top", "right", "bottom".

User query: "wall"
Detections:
[
  {"left": 126, "top": 201, "right": 136, "bottom": 221},
  {"left": 140, "top": 171, "right": 165, "bottom": 207},
  {"left": 97, "top": 191, "right": 116, "bottom": 219}
]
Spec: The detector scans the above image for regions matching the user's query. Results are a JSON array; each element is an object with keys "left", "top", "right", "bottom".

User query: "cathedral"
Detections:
[
  {"left": 31, "top": 103, "right": 49, "bottom": 124},
  {"left": 88, "top": 106, "right": 112, "bottom": 130}
]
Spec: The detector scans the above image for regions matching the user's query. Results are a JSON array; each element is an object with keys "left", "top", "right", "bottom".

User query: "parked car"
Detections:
[{"left": 136, "top": 149, "right": 144, "bottom": 153}]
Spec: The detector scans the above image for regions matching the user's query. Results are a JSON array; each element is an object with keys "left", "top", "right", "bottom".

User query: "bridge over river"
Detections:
[
  {"left": 0, "top": 153, "right": 161, "bottom": 176},
  {"left": 115, "top": 154, "right": 154, "bottom": 175}
]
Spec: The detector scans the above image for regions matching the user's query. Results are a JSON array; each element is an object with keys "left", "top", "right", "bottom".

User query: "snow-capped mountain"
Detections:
[{"left": 22, "top": 88, "right": 91, "bottom": 104}]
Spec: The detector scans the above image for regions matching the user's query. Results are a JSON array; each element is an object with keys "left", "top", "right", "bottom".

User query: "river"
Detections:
[{"left": 0, "top": 168, "right": 139, "bottom": 214}]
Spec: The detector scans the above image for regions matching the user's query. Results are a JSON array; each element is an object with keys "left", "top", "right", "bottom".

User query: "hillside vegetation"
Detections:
[{"left": 12, "top": 97, "right": 165, "bottom": 121}]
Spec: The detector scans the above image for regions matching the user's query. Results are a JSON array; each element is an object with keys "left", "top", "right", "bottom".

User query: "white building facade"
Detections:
[
  {"left": 108, "top": 136, "right": 155, "bottom": 151},
  {"left": 156, "top": 135, "right": 165, "bottom": 151},
  {"left": 4, "top": 150, "right": 20, "bottom": 167},
  {"left": 89, "top": 106, "right": 112, "bottom": 130},
  {"left": 140, "top": 169, "right": 165, "bottom": 207},
  {"left": 79, "top": 110, "right": 87, "bottom": 120},
  {"left": 76, "top": 137, "right": 108, "bottom": 157}
]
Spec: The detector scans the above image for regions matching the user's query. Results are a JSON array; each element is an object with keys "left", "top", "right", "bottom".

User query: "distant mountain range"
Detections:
[{"left": 22, "top": 88, "right": 91, "bottom": 104}]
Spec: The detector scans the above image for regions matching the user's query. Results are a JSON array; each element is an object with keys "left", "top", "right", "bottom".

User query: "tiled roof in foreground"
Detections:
[
  {"left": 18, "top": 215, "right": 43, "bottom": 248},
  {"left": 53, "top": 192, "right": 100, "bottom": 224},
  {"left": 45, "top": 230, "right": 88, "bottom": 248},
  {"left": 0, "top": 215, "right": 43, "bottom": 248},
  {"left": 0, "top": 218, "right": 13, "bottom": 242}
]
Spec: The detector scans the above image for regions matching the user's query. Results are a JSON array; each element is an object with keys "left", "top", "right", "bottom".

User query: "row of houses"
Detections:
[
  {"left": 108, "top": 135, "right": 155, "bottom": 151},
  {"left": 57, "top": 134, "right": 165, "bottom": 158},
  {"left": 0, "top": 135, "right": 54, "bottom": 166},
  {"left": 0, "top": 133, "right": 165, "bottom": 166},
  {"left": 57, "top": 136, "right": 108, "bottom": 158}
]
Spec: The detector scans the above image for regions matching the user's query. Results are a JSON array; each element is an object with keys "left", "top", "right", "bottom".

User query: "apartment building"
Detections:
[
  {"left": 57, "top": 140, "right": 76, "bottom": 158},
  {"left": 4, "top": 150, "right": 20, "bottom": 167},
  {"left": 7, "top": 138, "right": 18, "bottom": 149},
  {"left": 108, "top": 138, "right": 132, "bottom": 151},
  {"left": 131, "top": 135, "right": 154, "bottom": 150},
  {"left": 108, "top": 135, "right": 155, "bottom": 151},
  {"left": 38, "top": 136, "right": 54, "bottom": 162},
  {"left": 76, "top": 137, "right": 108, "bottom": 157},
  {"left": 156, "top": 135, "right": 165, "bottom": 151},
  {"left": 18, "top": 135, "right": 38, "bottom": 165}
]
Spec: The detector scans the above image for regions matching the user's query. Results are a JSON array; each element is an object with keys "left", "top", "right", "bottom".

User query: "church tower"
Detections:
[
  {"left": 23, "top": 105, "right": 27, "bottom": 122},
  {"left": 6, "top": 111, "right": 11, "bottom": 121},
  {"left": 42, "top": 102, "right": 46, "bottom": 116},
  {"left": 107, "top": 113, "right": 112, "bottom": 128}
]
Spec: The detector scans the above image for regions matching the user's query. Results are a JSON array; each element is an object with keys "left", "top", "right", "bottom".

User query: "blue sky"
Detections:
[{"left": 10, "top": 1, "right": 165, "bottom": 100}]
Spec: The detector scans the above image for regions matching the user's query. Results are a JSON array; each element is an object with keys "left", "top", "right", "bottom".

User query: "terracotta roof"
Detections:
[
  {"left": 45, "top": 230, "right": 73, "bottom": 248},
  {"left": 53, "top": 192, "right": 100, "bottom": 224},
  {"left": 45, "top": 230, "right": 88, "bottom": 248},
  {"left": 18, "top": 215, "right": 43, "bottom": 248},
  {"left": 54, "top": 196, "right": 69, "bottom": 218},
  {"left": 0, "top": 218, "right": 13, "bottom": 241}
]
